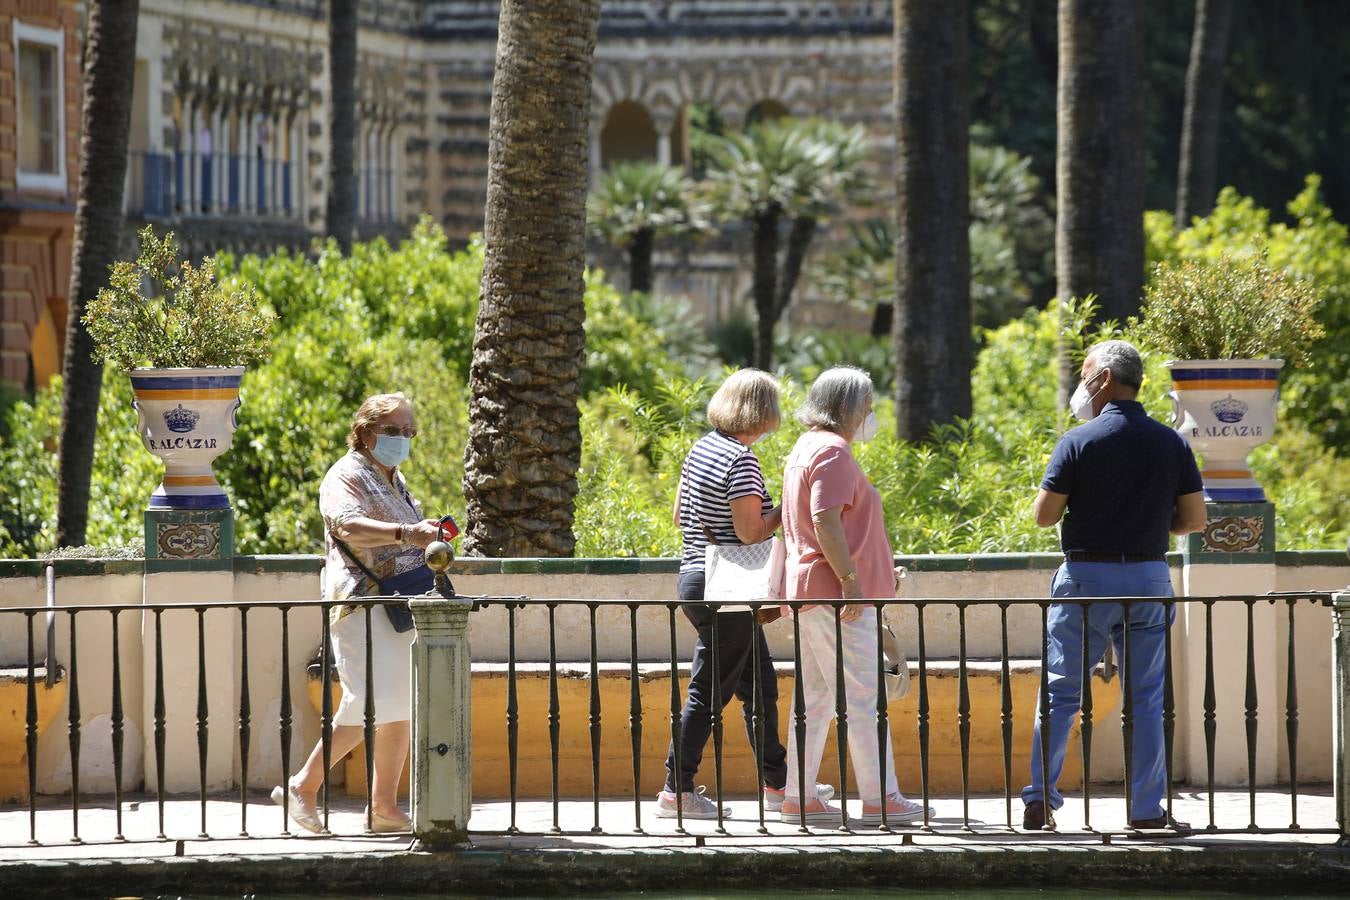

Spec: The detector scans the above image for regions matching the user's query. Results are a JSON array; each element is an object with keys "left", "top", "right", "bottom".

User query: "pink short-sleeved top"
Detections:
[{"left": 781, "top": 429, "right": 895, "bottom": 603}]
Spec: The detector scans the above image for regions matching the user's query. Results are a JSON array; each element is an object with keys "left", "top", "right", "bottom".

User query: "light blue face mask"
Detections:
[{"left": 371, "top": 434, "right": 411, "bottom": 468}]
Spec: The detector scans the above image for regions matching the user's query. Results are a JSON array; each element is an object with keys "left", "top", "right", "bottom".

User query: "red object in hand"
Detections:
[{"left": 438, "top": 514, "right": 460, "bottom": 541}]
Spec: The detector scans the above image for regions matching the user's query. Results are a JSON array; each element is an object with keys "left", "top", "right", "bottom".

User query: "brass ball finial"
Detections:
[{"left": 425, "top": 539, "right": 454, "bottom": 574}]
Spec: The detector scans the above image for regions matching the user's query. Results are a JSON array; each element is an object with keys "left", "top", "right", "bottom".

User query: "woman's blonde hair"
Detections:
[
  {"left": 347, "top": 392, "right": 413, "bottom": 450},
  {"left": 706, "top": 368, "right": 780, "bottom": 435}
]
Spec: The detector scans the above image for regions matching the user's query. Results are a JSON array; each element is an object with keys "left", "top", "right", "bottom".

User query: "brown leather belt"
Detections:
[{"left": 1064, "top": 551, "right": 1166, "bottom": 563}]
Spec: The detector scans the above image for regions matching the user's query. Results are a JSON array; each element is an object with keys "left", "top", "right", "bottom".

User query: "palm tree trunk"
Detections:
[
  {"left": 326, "top": 0, "right": 357, "bottom": 253},
  {"left": 463, "top": 0, "right": 601, "bottom": 558},
  {"left": 55, "top": 0, "right": 140, "bottom": 549},
  {"left": 751, "top": 204, "right": 782, "bottom": 371},
  {"left": 893, "top": 0, "right": 972, "bottom": 440},
  {"left": 774, "top": 215, "right": 817, "bottom": 322},
  {"left": 629, "top": 227, "right": 654, "bottom": 294},
  {"left": 1175, "top": 0, "right": 1233, "bottom": 227},
  {"left": 1055, "top": 0, "right": 1145, "bottom": 403}
]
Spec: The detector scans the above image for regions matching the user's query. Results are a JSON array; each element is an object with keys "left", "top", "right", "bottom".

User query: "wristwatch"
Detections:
[{"left": 838, "top": 569, "right": 858, "bottom": 585}]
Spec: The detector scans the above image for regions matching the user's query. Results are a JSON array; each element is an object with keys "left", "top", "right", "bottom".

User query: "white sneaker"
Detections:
[
  {"left": 858, "top": 794, "right": 932, "bottom": 826},
  {"left": 654, "top": 785, "right": 730, "bottom": 820},
  {"left": 764, "top": 783, "right": 835, "bottom": 812}
]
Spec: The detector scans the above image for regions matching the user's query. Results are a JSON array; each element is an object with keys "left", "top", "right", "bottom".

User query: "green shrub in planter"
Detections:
[
  {"left": 1136, "top": 251, "right": 1323, "bottom": 367},
  {"left": 83, "top": 226, "right": 274, "bottom": 370}
]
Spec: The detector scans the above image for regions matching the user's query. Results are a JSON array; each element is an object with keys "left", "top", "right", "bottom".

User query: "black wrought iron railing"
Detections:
[{"left": 0, "top": 590, "right": 1337, "bottom": 849}]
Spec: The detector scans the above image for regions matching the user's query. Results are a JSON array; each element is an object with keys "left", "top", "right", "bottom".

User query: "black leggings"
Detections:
[{"left": 662, "top": 569, "right": 788, "bottom": 793}]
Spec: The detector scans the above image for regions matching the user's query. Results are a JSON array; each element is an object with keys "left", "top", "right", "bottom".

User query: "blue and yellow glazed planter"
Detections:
[
  {"left": 1167, "top": 359, "right": 1284, "bottom": 503},
  {"left": 130, "top": 366, "right": 244, "bottom": 510}
]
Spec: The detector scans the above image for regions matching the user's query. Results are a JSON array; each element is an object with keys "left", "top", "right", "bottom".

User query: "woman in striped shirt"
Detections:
[{"left": 656, "top": 369, "right": 833, "bottom": 819}]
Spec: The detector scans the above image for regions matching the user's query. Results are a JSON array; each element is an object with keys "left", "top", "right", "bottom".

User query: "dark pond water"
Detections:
[{"left": 155, "top": 891, "right": 1339, "bottom": 900}]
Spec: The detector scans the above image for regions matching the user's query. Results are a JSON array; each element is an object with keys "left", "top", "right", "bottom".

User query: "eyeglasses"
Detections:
[{"left": 373, "top": 424, "right": 418, "bottom": 438}]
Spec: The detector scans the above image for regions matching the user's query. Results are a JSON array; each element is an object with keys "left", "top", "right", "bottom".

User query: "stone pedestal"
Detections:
[
  {"left": 1179, "top": 502, "right": 1279, "bottom": 786},
  {"left": 140, "top": 508, "right": 238, "bottom": 795},
  {"left": 409, "top": 595, "right": 474, "bottom": 848},
  {"left": 1333, "top": 591, "right": 1350, "bottom": 844}
]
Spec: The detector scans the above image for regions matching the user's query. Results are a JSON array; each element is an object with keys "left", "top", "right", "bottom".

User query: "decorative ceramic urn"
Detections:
[
  {"left": 1167, "top": 359, "right": 1283, "bottom": 502},
  {"left": 130, "top": 366, "right": 243, "bottom": 509}
]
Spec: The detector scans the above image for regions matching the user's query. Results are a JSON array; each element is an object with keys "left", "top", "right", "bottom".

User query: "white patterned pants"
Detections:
[{"left": 783, "top": 606, "right": 900, "bottom": 803}]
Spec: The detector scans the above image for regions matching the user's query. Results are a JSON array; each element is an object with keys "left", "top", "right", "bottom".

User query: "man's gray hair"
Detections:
[
  {"left": 1087, "top": 339, "right": 1144, "bottom": 389},
  {"left": 796, "top": 365, "right": 874, "bottom": 434}
]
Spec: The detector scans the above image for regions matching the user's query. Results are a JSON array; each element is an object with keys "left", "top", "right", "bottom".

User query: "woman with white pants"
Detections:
[{"left": 779, "top": 367, "right": 930, "bottom": 826}]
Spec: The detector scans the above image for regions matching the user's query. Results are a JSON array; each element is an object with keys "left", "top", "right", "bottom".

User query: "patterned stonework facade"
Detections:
[{"left": 4, "top": 1, "right": 893, "bottom": 387}]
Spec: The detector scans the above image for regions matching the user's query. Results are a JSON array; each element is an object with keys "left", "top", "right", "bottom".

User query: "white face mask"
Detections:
[
  {"left": 1069, "top": 371, "right": 1106, "bottom": 421},
  {"left": 371, "top": 434, "right": 412, "bottom": 468},
  {"left": 855, "top": 411, "right": 880, "bottom": 443}
]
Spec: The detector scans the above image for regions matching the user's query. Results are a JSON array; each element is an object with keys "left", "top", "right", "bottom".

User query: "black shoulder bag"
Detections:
[{"left": 330, "top": 537, "right": 432, "bottom": 633}]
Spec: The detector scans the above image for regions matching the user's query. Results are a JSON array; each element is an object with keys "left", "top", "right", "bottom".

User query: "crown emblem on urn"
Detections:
[
  {"left": 163, "top": 404, "right": 201, "bottom": 433},
  {"left": 1210, "top": 394, "right": 1249, "bottom": 424}
]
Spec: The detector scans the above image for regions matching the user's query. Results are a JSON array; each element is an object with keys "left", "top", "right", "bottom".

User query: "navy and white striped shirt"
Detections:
[{"left": 678, "top": 430, "right": 773, "bottom": 573}]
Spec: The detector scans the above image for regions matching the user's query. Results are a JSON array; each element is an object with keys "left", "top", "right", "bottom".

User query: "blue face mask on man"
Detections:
[{"left": 371, "top": 434, "right": 412, "bottom": 468}]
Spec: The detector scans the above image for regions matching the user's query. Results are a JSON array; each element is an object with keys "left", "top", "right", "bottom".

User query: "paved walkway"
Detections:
[
  {"left": 1, "top": 791, "right": 1347, "bottom": 899},
  {"left": 0, "top": 788, "right": 1338, "bottom": 858}
]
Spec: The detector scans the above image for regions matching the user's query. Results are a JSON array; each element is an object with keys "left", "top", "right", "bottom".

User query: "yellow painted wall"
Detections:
[
  {"left": 466, "top": 667, "right": 1120, "bottom": 800},
  {"left": 307, "top": 667, "right": 1120, "bottom": 800}
]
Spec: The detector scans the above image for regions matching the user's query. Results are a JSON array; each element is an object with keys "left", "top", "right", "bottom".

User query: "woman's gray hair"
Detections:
[
  {"left": 796, "top": 365, "right": 874, "bottom": 435},
  {"left": 1087, "top": 339, "right": 1144, "bottom": 389}
]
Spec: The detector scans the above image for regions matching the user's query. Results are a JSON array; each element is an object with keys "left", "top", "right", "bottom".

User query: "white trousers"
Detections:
[
  {"left": 331, "top": 606, "right": 415, "bottom": 727},
  {"left": 783, "top": 607, "right": 899, "bottom": 803}
]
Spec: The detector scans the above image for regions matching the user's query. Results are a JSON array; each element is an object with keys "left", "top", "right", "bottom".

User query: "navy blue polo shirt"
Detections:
[{"left": 1041, "top": 400, "right": 1203, "bottom": 556}]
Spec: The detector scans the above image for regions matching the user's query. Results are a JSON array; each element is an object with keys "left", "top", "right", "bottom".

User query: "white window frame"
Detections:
[{"left": 14, "top": 20, "right": 67, "bottom": 193}]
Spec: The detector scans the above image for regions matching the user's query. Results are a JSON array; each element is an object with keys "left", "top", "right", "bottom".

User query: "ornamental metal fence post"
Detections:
[
  {"left": 1333, "top": 590, "right": 1350, "bottom": 846},
  {"left": 409, "top": 592, "right": 475, "bottom": 848}
]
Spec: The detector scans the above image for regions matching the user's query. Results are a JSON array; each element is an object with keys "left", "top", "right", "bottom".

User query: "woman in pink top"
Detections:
[{"left": 779, "top": 366, "right": 929, "bottom": 826}]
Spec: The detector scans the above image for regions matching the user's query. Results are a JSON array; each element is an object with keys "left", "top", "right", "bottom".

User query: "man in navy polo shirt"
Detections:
[{"left": 1022, "top": 340, "right": 1206, "bottom": 831}]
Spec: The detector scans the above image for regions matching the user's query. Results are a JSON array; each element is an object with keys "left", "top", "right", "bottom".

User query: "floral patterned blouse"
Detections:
[{"left": 319, "top": 449, "right": 426, "bottom": 620}]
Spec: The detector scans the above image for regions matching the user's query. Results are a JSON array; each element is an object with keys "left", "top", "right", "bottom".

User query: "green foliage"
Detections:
[
  {"left": 1143, "top": 177, "right": 1350, "bottom": 450},
  {"left": 570, "top": 300, "right": 1348, "bottom": 558},
  {"left": 0, "top": 222, "right": 721, "bottom": 556},
  {"left": 811, "top": 142, "right": 1054, "bottom": 331},
  {"left": 704, "top": 117, "right": 871, "bottom": 222},
  {"left": 586, "top": 162, "right": 710, "bottom": 247},
  {"left": 1137, "top": 253, "right": 1324, "bottom": 365},
  {"left": 84, "top": 227, "right": 275, "bottom": 370}
]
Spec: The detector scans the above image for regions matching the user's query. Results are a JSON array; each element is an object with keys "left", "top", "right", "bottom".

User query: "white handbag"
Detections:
[
  {"left": 881, "top": 622, "right": 912, "bottom": 700},
  {"left": 703, "top": 537, "right": 786, "bottom": 612},
  {"left": 883, "top": 565, "right": 911, "bottom": 699}
]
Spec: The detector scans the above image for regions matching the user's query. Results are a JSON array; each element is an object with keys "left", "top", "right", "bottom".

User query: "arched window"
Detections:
[{"left": 599, "top": 100, "right": 658, "bottom": 168}]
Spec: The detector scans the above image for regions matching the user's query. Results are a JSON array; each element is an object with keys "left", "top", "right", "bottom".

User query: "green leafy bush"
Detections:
[
  {"left": 1144, "top": 177, "right": 1350, "bottom": 451},
  {"left": 1137, "top": 253, "right": 1324, "bottom": 365},
  {"left": 84, "top": 227, "right": 274, "bottom": 370}
]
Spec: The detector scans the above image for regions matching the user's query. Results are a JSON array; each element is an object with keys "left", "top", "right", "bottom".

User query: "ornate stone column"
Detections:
[
  {"left": 408, "top": 591, "right": 475, "bottom": 847},
  {"left": 1334, "top": 589, "right": 1350, "bottom": 844},
  {"left": 1179, "top": 502, "right": 1279, "bottom": 787}
]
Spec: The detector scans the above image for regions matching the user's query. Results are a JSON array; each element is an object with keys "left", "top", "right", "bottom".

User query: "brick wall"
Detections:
[{"left": 0, "top": 0, "right": 81, "bottom": 388}]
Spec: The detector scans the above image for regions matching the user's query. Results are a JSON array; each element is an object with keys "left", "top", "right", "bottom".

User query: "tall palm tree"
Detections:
[
  {"left": 462, "top": 0, "right": 602, "bottom": 558},
  {"left": 1176, "top": 0, "right": 1233, "bottom": 227},
  {"left": 326, "top": 0, "right": 357, "bottom": 253},
  {"left": 893, "top": 0, "right": 971, "bottom": 439},
  {"left": 586, "top": 161, "right": 709, "bottom": 294},
  {"left": 706, "top": 118, "right": 870, "bottom": 370},
  {"left": 1055, "top": 0, "right": 1145, "bottom": 401},
  {"left": 55, "top": 0, "right": 140, "bottom": 548}
]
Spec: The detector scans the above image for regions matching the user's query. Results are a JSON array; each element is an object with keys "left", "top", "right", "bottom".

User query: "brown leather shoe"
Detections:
[
  {"left": 1129, "top": 814, "right": 1191, "bottom": 833},
  {"left": 1022, "top": 800, "right": 1055, "bottom": 830}
]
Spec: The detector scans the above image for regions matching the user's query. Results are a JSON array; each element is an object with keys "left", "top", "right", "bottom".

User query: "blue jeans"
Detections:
[{"left": 1022, "top": 561, "right": 1175, "bottom": 821}]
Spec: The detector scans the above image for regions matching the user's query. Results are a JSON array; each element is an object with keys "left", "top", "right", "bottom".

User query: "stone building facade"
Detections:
[
  {"left": 4, "top": 0, "right": 892, "bottom": 388},
  {"left": 0, "top": 0, "right": 81, "bottom": 389}
]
